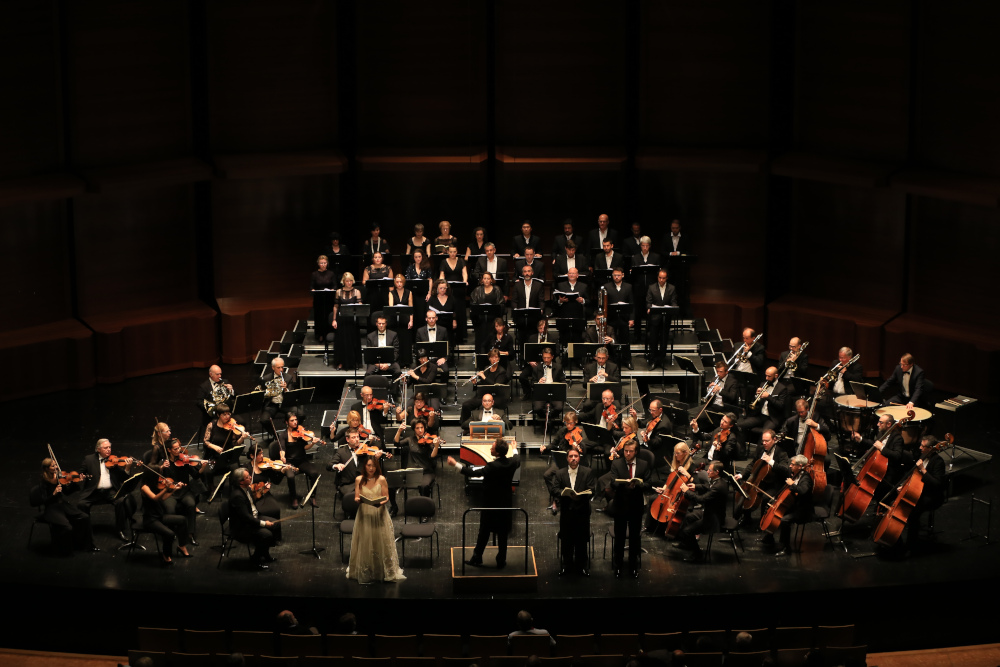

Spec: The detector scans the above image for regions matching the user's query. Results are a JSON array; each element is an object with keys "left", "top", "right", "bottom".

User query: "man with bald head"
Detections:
[
  {"left": 737, "top": 366, "right": 788, "bottom": 438},
  {"left": 555, "top": 267, "right": 588, "bottom": 322},
  {"left": 197, "top": 365, "right": 234, "bottom": 427},
  {"left": 778, "top": 337, "right": 810, "bottom": 383}
]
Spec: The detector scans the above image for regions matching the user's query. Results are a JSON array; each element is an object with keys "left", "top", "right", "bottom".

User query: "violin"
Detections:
[
  {"left": 564, "top": 426, "right": 584, "bottom": 452},
  {"left": 414, "top": 404, "right": 436, "bottom": 419},
  {"left": 358, "top": 425, "right": 380, "bottom": 442},
  {"left": 712, "top": 427, "right": 731, "bottom": 449},
  {"left": 157, "top": 476, "right": 183, "bottom": 492},
  {"left": 222, "top": 418, "right": 257, "bottom": 443},
  {"left": 366, "top": 397, "right": 391, "bottom": 411},
  {"left": 173, "top": 449, "right": 213, "bottom": 468},
  {"left": 289, "top": 425, "right": 326, "bottom": 445},
  {"left": 258, "top": 457, "right": 298, "bottom": 472},
  {"left": 608, "top": 432, "right": 636, "bottom": 461},
  {"left": 103, "top": 455, "right": 134, "bottom": 468},
  {"left": 601, "top": 405, "right": 620, "bottom": 428},
  {"left": 251, "top": 480, "right": 271, "bottom": 499},
  {"left": 56, "top": 471, "right": 88, "bottom": 486},
  {"left": 417, "top": 434, "right": 444, "bottom": 446},
  {"left": 358, "top": 443, "right": 393, "bottom": 459}
]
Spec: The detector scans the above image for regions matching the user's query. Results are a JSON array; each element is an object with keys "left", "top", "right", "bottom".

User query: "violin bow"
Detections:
[{"left": 208, "top": 471, "right": 231, "bottom": 503}]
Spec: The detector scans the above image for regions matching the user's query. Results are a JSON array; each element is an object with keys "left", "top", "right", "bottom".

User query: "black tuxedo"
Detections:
[
  {"left": 645, "top": 282, "right": 678, "bottom": 361},
  {"left": 510, "top": 279, "right": 545, "bottom": 310},
  {"left": 327, "top": 444, "right": 363, "bottom": 518},
  {"left": 554, "top": 280, "right": 588, "bottom": 319},
  {"left": 737, "top": 380, "right": 789, "bottom": 434},
  {"left": 638, "top": 414, "right": 674, "bottom": 464},
  {"left": 530, "top": 360, "right": 567, "bottom": 418},
  {"left": 781, "top": 415, "right": 832, "bottom": 457},
  {"left": 593, "top": 252, "right": 625, "bottom": 272},
  {"left": 553, "top": 254, "right": 591, "bottom": 278},
  {"left": 739, "top": 446, "right": 790, "bottom": 520},
  {"left": 583, "top": 359, "right": 621, "bottom": 384},
  {"left": 830, "top": 360, "right": 865, "bottom": 396},
  {"left": 276, "top": 432, "right": 320, "bottom": 503},
  {"left": 553, "top": 233, "right": 585, "bottom": 257},
  {"left": 459, "top": 453, "right": 520, "bottom": 565},
  {"left": 778, "top": 349, "right": 811, "bottom": 381},
  {"left": 732, "top": 342, "right": 766, "bottom": 377},
  {"left": 259, "top": 368, "right": 304, "bottom": 429},
  {"left": 415, "top": 325, "right": 450, "bottom": 377},
  {"left": 80, "top": 453, "right": 137, "bottom": 535},
  {"left": 778, "top": 472, "right": 814, "bottom": 547},
  {"left": 512, "top": 234, "right": 541, "bottom": 257},
  {"left": 364, "top": 329, "right": 401, "bottom": 376},
  {"left": 555, "top": 464, "right": 596, "bottom": 571},
  {"left": 662, "top": 233, "right": 689, "bottom": 256},
  {"left": 474, "top": 256, "right": 509, "bottom": 282},
  {"left": 621, "top": 236, "right": 644, "bottom": 258},
  {"left": 691, "top": 425, "right": 739, "bottom": 472},
  {"left": 678, "top": 475, "right": 729, "bottom": 554},
  {"left": 587, "top": 228, "right": 619, "bottom": 251},
  {"left": 461, "top": 407, "right": 512, "bottom": 432},
  {"left": 879, "top": 364, "right": 927, "bottom": 406},
  {"left": 608, "top": 456, "right": 650, "bottom": 569},
  {"left": 229, "top": 487, "right": 276, "bottom": 561},
  {"left": 705, "top": 373, "right": 741, "bottom": 410},
  {"left": 349, "top": 400, "right": 389, "bottom": 443},
  {"left": 906, "top": 454, "right": 946, "bottom": 548},
  {"left": 859, "top": 430, "right": 907, "bottom": 485}
]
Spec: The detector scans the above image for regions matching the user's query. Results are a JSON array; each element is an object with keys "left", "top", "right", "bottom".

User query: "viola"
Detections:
[
  {"left": 608, "top": 432, "right": 636, "bottom": 461},
  {"left": 564, "top": 426, "right": 584, "bottom": 452},
  {"left": 258, "top": 458, "right": 297, "bottom": 472},
  {"left": 251, "top": 480, "right": 271, "bottom": 499},
  {"left": 643, "top": 416, "right": 661, "bottom": 441},
  {"left": 358, "top": 443, "right": 393, "bottom": 459},
  {"left": 289, "top": 425, "right": 325, "bottom": 445},
  {"left": 222, "top": 418, "right": 257, "bottom": 443},
  {"left": 103, "top": 455, "right": 134, "bottom": 468}
]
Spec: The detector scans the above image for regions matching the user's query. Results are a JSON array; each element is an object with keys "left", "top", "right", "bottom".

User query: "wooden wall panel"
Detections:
[
  {"left": 0, "top": 200, "right": 72, "bottom": 332},
  {"left": 65, "top": 0, "right": 192, "bottom": 167},
  {"left": 355, "top": 1, "right": 487, "bottom": 149},
  {"left": 212, "top": 175, "right": 339, "bottom": 300},
  {"left": 788, "top": 180, "right": 906, "bottom": 311},
  {"left": 907, "top": 197, "right": 1000, "bottom": 330},
  {"left": 637, "top": 171, "right": 767, "bottom": 300},
  {"left": 0, "top": 0, "right": 62, "bottom": 179},
  {"left": 913, "top": 1, "right": 1000, "bottom": 177},
  {"left": 495, "top": 1, "right": 626, "bottom": 147},
  {"left": 794, "top": 1, "right": 910, "bottom": 162},
  {"left": 207, "top": 0, "right": 338, "bottom": 153},
  {"left": 73, "top": 184, "right": 198, "bottom": 318},
  {"left": 639, "top": 0, "right": 771, "bottom": 148}
]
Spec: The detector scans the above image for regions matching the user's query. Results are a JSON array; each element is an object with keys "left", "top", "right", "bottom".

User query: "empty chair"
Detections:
[
  {"left": 553, "top": 634, "right": 596, "bottom": 657},
  {"left": 137, "top": 628, "right": 180, "bottom": 653},
  {"left": 170, "top": 653, "right": 214, "bottom": 667},
  {"left": 825, "top": 644, "right": 867, "bottom": 666},
  {"left": 328, "top": 634, "right": 372, "bottom": 658},
  {"left": 232, "top": 630, "right": 277, "bottom": 657},
  {"left": 684, "top": 630, "right": 726, "bottom": 653},
  {"left": 259, "top": 657, "right": 300, "bottom": 667},
  {"left": 509, "top": 633, "right": 554, "bottom": 658},
  {"left": 468, "top": 635, "right": 509, "bottom": 658},
  {"left": 815, "top": 624, "right": 854, "bottom": 649},
  {"left": 642, "top": 633, "right": 681, "bottom": 653},
  {"left": 398, "top": 496, "right": 439, "bottom": 566},
  {"left": 375, "top": 635, "right": 420, "bottom": 658},
  {"left": 355, "top": 658, "right": 392, "bottom": 667},
  {"left": 772, "top": 627, "right": 813, "bottom": 650},
  {"left": 128, "top": 650, "right": 167, "bottom": 667},
  {"left": 597, "top": 634, "right": 639, "bottom": 657},
  {"left": 281, "top": 633, "right": 325, "bottom": 657},
  {"left": 538, "top": 658, "right": 573, "bottom": 667},
  {"left": 337, "top": 520, "right": 355, "bottom": 562},
  {"left": 442, "top": 658, "right": 481, "bottom": 667},
  {"left": 421, "top": 634, "right": 463, "bottom": 659},
  {"left": 395, "top": 658, "right": 436, "bottom": 667},
  {"left": 683, "top": 652, "right": 723, "bottom": 667},
  {"left": 774, "top": 647, "right": 811, "bottom": 667},
  {"left": 490, "top": 657, "right": 527, "bottom": 667},
  {"left": 301, "top": 657, "right": 350, "bottom": 667},
  {"left": 578, "top": 655, "right": 624, "bottom": 667},
  {"left": 725, "top": 651, "right": 771, "bottom": 667},
  {"left": 184, "top": 629, "right": 227, "bottom": 654}
]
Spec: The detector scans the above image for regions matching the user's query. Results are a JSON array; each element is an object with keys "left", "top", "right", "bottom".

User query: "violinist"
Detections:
[
  {"left": 327, "top": 428, "right": 365, "bottom": 519},
  {"left": 246, "top": 447, "right": 284, "bottom": 543},
  {"left": 80, "top": 438, "right": 137, "bottom": 542},
  {"left": 145, "top": 422, "right": 172, "bottom": 466},
  {"left": 332, "top": 410, "right": 365, "bottom": 445},
  {"left": 899, "top": 435, "right": 947, "bottom": 552},
  {"left": 461, "top": 393, "right": 512, "bottom": 432},
  {"left": 398, "top": 392, "right": 439, "bottom": 436},
  {"left": 203, "top": 403, "right": 246, "bottom": 494},
  {"left": 541, "top": 411, "right": 587, "bottom": 514},
  {"left": 555, "top": 448, "right": 597, "bottom": 576},
  {"left": 230, "top": 467, "right": 278, "bottom": 570},
  {"left": 29, "top": 458, "right": 97, "bottom": 555},
  {"left": 670, "top": 460, "right": 727, "bottom": 564},
  {"left": 138, "top": 463, "right": 192, "bottom": 565},
  {"left": 460, "top": 349, "right": 508, "bottom": 424},
  {"left": 163, "top": 438, "right": 208, "bottom": 542},
  {"left": 630, "top": 398, "right": 674, "bottom": 464},
  {"left": 394, "top": 417, "right": 441, "bottom": 499},
  {"left": 364, "top": 315, "right": 401, "bottom": 377},
  {"left": 530, "top": 347, "right": 566, "bottom": 421},
  {"left": 850, "top": 413, "right": 906, "bottom": 486},
  {"left": 732, "top": 430, "right": 789, "bottom": 525},
  {"left": 762, "top": 455, "right": 812, "bottom": 556},
  {"left": 689, "top": 412, "right": 739, "bottom": 479},
  {"left": 277, "top": 413, "right": 322, "bottom": 509},
  {"left": 580, "top": 389, "right": 622, "bottom": 454},
  {"left": 780, "top": 399, "right": 832, "bottom": 457},
  {"left": 736, "top": 366, "right": 788, "bottom": 436},
  {"left": 349, "top": 386, "right": 391, "bottom": 443}
]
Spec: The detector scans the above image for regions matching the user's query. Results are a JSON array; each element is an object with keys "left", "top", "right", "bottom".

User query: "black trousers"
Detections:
[
  {"left": 284, "top": 460, "right": 320, "bottom": 502},
  {"left": 474, "top": 510, "right": 512, "bottom": 564},
  {"left": 87, "top": 487, "right": 137, "bottom": 534},
  {"left": 146, "top": 513, "right": 189, "bottom": 557},
  {"left": 614, "top": 507, "right": 642, "bottom": 568}
]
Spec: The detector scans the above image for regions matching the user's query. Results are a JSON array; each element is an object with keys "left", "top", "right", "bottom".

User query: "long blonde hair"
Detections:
[{"left": 670, "top": 442, "right": 692, "bottom": 472}]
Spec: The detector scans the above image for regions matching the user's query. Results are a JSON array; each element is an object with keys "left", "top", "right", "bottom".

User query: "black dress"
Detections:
[
  {"left": 365, "top": 265, "right": 392, "bottom": 315},
  {"left": 325, "top": 245, "right": 351, "bottom": 283},
  {"left": 428, "top": 294, "right": 458, "bottom": 341},
  {"left": 311, "top": 269, "right": 337, "bottom": 341},
  {"left": 440, "top": 258, "right": 468, "bottom": 343},
  {"left": 469, "top": 285, "right": 505, "bottom": 349},
  {"left": 404, "top": 265, "right": 433, "bottom": 316},
  {"left": 388, "top": 287, "right": 414, "bottom": 366},
  {"left": 334, "top": 288, "right": 363, "bottom": 369},
  {"left": 408, "top": 236, "right": 431, "bottom": 257}
]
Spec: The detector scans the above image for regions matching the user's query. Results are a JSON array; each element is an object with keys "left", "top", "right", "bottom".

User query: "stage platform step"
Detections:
[{"left": 451, "top": 546, "right": 538, "bottom": 593}]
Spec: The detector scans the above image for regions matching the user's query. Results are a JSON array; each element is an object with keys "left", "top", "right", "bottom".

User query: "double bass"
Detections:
[
  {"left": 802, "top": 382, "right": 828, "bottom": 499},
  {"left": 872, "top": 434, "right": 950, "bottom": 548},
  {"left": 840, "top": 410, "right": 914, "bottom": 523}
]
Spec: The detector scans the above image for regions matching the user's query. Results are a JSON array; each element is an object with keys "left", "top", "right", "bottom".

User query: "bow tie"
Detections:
[{"left": 427, "top": 328, "right": 435, "bottom": 332}]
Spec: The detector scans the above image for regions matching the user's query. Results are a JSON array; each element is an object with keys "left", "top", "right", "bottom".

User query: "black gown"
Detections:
[
  {"left": 365, "top": 265, "right": 392, "bottom": 315},
  {"left": 440, "top": 258, "right": 468, "bottom": 343},
  {"left": 404, "top": 265, "right": 433, "bottom": 316},
  {"left": 334, "top": 288, "right": 363, "bottom": 369},
  {"left": 388, "top": 287, "right": 414, "bottom": 366},
  {"left": 469, "top": 285, "right": 505, "bottom": 349},
  {"left": 311, "top": 269, "right": 337, "bottom": 341}
]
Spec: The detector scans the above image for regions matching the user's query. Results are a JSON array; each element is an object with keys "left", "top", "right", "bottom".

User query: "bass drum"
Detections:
[{"left": 834, "top": 395, "right": 879, "bottom": 435}]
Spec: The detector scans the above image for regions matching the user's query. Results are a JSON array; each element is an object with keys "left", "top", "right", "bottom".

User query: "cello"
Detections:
[
  {"left": 739, "top": 447, "right": 778, "bottom": 512},
  {"left": 840, "top": 410, "right": 914, "bottom": 523},
  {"left": 648, "top": 446, "right": 704, "bottom": 536},
  {"left": 872, "top": 434, "right": 950, "bottom": 548},
  {"left": 802, "top": 382, "right": 828, "bottom": 499},
  {"left": 760, "top": 461, "right": 811, "bottom": 534}
]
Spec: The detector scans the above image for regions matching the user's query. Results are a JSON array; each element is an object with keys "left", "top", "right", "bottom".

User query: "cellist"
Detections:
[
  {"left": 884, "top": 435, "right": 946, "bottom": 553},
  {"left": 733, "top": 429, "right": 789, "bottom": 526},
  {"left": 671, "top": 461, "right": 728, "bottom": 563},
  {"left": 762, "top": 455, "right": 812, "bottom": 556},
  {"left": 643, "top": 441, "right": 695, "bottom": 535},
  {"left": 851, "top": 413, "right": 906, "bottom": 485}
]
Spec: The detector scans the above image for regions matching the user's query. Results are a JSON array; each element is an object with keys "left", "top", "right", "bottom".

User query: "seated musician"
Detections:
[
  {"left": 163, "top": 438, "right": 209, "bottom": 543},
  {"left": 519, "top": 319, "right": 558, "bottom": 397},
  {"left": 139, "top": 463, "right": 191, "bottom": 565},
  {"left": 404, "top": 349, "right": 442, "bottom": 414},
  {"left": 555, "top": 447, "right": 597, "bottom": 576},
  {"left": 461, "top": 392, "right": 512, "bottom": 432},
  {"left": 733, "top": 429, "right": 790, "bottom": 525},
  {"left": 415, "top": 311, "right": 450, "bottom": 377},
  {"left": 540, "top": 410, "right": 587, "bottom": 514},
  {"left": 326, "top": 428, "right": 365, "bottom": 519},
  {"left": 819, "top": 346, "right": 864, "bottom": 423},
  {"left": 80, "top": 438, "right": 137, "bottom": 542},
  {"left": 530, "top": 347, "right": 566, "bottom": 422},
  {"left": 30, "top": 458, "right": 96, "bottom": 555},
  {"left": 643, "top": 440, "right": 696, "bottom": 534},
  {"left": 732, "top": 328, "right": 766, "bottom": 377},
  {"left": 630, "top": 398, "right": 674, "bottom": 471},
  {"left": 761, "top": 455, "right": 812, "bottom": 556},
  {"left": 780, "top": 398, "right": 832, "bottom": 458},
  {"left": 260, "top": 356, "right": 304, "bottom": 432},
  {"left": 581, "top": 388, "right": 624, "bottom": 458},
  {"left": 461, "top": 349, "right": 509, "bottom": 424},
  {"left": 203, "top": 404, "right": 247, "bottom": 495},
  {"left": 197, "top": 365, "right": 234, "bottom": 429},
  {"left": 645, "top": 269, "right": 678, "bottom": 369},
  {"left": 670, "top": 460, "right": 727, "bottom": 563},
  {"left": 332, "top": 410, "right": 367, "bottom": 445},
  {"left": 778, "top": 337, "right": 809, "bottom": 384},
  {"left": 275, "top": 413, "right": 322, "bottom": 509},
  {"left": 478, "top": 318, "right": 514, "bottom": 365},
  {"left": 397, "top": 391, "right": 439, "bottom": 436},
  {"left": 583, "top": 320, "right": 617, "bottom": 346},
  {"left": 688, "top": 412, "right": 739, "bottom": 478},
  {"left": 900, "top": 435, "right": 947, "bottom": 552},
  {"left": 350, "top": 385, "right": 392, "bottom": 444},
  {"left": 736, "top": 366, "right": 789, "bottom": 438},
  {"left": 393, "top": 417, "right": 441, "bottom": 499},
  {"left": 230, "top": 468, "right": 278, "bottom": 570},
  {"left": 364, "top": 315, "right": 401, "bottom": 377},
  {"left": 247, "top": 447, "right": 284, "bottom": 543},
  {"left": 850, "top": 412, "right": 906, "bottom": 486},
  {"left": 146, "top": 422, "right": 172, "bottom": 466},
  {"left": 578, "top": 349, "right": 621, "bottom": 424},
  {"left": 879, "top": 353, "right": 928, "bottom": 410}
]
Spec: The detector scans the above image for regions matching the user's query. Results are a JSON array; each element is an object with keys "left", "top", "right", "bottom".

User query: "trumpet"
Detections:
[{"left": 749, "top": 380, "right": 771, "bottom": 411}]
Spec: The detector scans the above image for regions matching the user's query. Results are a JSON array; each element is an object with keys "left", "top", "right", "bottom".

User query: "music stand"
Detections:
[
  {"left": 512, "top": 307, "right": 543, "bottom": 352},
  {"left": 675, "top": 355, "right": 703, "bottom": 405},
  {"left": 593, "top": 268, "right": 613, "bottom": 286},
  {"left": 340, "top": 303, "right": 370, "bottom": 382},
  {"left": 851, "top": 381, "right": 883, "bottom": 405},
  {"left": 364, "top": 346, "right": 395, "bottom": 374},
  {"left": 534, "top": 382, "right": 567, "bottom": 406},
  {"left": 233, "top": 390, "right": 266, "bottom": 427},
  {"left": 299, "top": 474, "right": 325, "bottom": 559},
  {"left": 649, "top": 304, "right": 679, "bottom": 365},
  {"left": 731, "top": 370, "right": 759, "bottom": 408},
  {"left": 551, "top": 449, "right": 570, "bottom": 470},
  {"left": 587, "top": 381, "right": 622, "bottom": 403},
  {"left": 580, "top": 421, "right": 616, "bottom": 454},
  {"left": 607, "top": 301, "right": 633, "bottom": 344},
  {"left": 567, "top": 342, "right": 602, "bottom": 385},
  {"left": 471, "top": 302, "right": 503, "bottom": 348},
  {"left": 554, "top": 317, "right": 586, "bottom": 351},
  {"left": 414, "top": 383, "right": 446, "bottom": 408},
  {"left": 405, "top": 278, "right": 430, "bottom": 305},
  {"left": 474, "top": 384, "right": 511, "bottom": 410},
  {"left": 115, "top": 472, "right": 146, "bottom": 550},
  {"left": 385, "top": 304, "right": 413, "bottom": 330},
  {"left": 523, "top": 342, "right": 558, "bottom": 365}
]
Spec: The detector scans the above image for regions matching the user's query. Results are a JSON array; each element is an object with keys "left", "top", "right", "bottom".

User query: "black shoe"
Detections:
[
  {"left": 774, "top": 547, "right": 789, "bottom": 557},
  {"left": 683, "top": 552, "right": 704, "bottom": 564},
  {"left": 389, "top": 506, "right": 398, "bottom": 517},
  {"left": 671, "top": 541, "right": 693, "bottom": 551},
  {"left": 310, "top": 497, "right": 319, "bottom": 508},
  {"left": 615, "top": 568, "right": 622, "bottom": 579},
  {"left": 176, "top": 550, "right": 193, "bottom": 558},
  {"left": 550, "top": 505, "right": 558, "bottom": 516},
  {"left": 631, "top": 568, "right": 639, "bottom": 578},
  {"left": 117, "top": 531, "right": 129, "bottom": 542},
  {"left": 758, "top": 534, "right": 775, "bottom": 544},
  {"left": 189, "top": 539, "right": 199, "bottom": 547},
  {"left": 580, "top": 568, "right": 590, "bottom": 576},
  {"left": 495, "top": 560, "right": 506, "bottom": 569},
  {"left": 195, "top": 507, "right": 206, "bottom": 515},
  {"left": 465, "top": 558, "right": 483, "bottom": 567}
]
